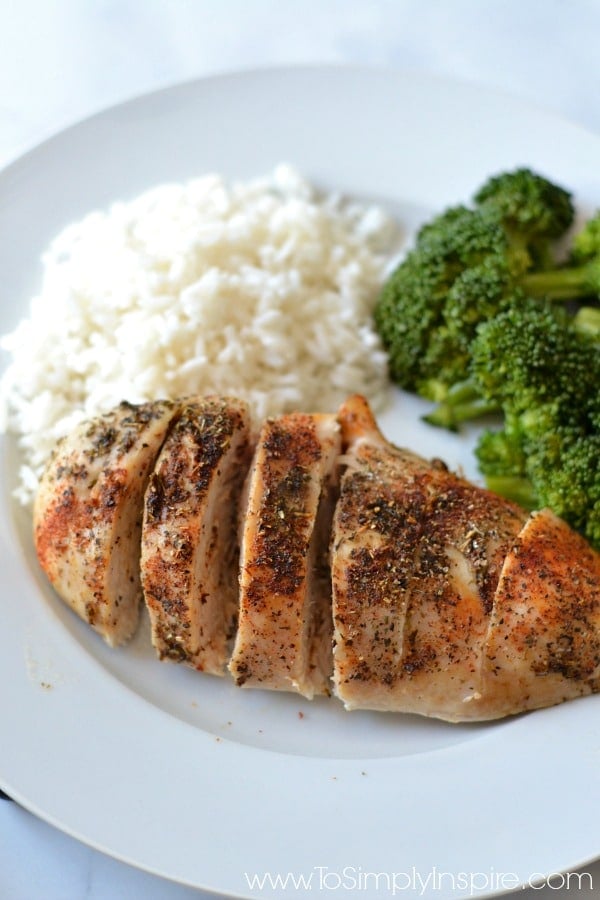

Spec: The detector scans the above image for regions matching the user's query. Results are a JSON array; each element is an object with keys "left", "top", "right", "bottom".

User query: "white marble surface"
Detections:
[{"left": 2, "top": 1, "right": 600, "bottom": 897}]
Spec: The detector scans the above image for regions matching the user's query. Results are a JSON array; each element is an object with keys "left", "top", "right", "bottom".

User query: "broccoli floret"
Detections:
[
  {"left": 421, "top": 262, "right": 519, "bottom": 399},
  {"left": 415, "top": 204, "right": 531, "bottom": 278},
  {"left": 443, "top": 260, "right": 516, "bottom": 334},
  {"left": 521, "top": 427, "right": 600, "bottom": 549},
  {"left": 374, "top": 204, "right": 531, "bottom": 394},
  {"left": 374, "top": 169, "right": 575, "bottom": 400},
  {"left": 468, "top": 302, "right": 600, "bottom": 548},
  {"left": 416, "top": 205, "right": 471, "bottom": 244},
  {"left": 374, "top": 250, "right": 448, "bottom": 390},
  {"left": 474, "top": 167, "right": 574, "bottom": 269},
  {"left": 425, "top": 299, "right": 600, "bottom": 431},
  {"left": 470, "top": 300, "right": 593, "bottom": 414},
  {"left": 476, "top": 403, "right": 563, "bottom": 509},
  {"left": 427, "top": 302, "right": 600, "bottom": 546},
  {"left": 423, "top": 290, "right": 561, "bottom": 428},
  {"left": 374, "top": 168, "right": 600, "bottom": 548}
]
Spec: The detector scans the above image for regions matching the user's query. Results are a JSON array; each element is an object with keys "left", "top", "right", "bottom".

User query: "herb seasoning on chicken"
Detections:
[
  {"left": 331, "top": 395, "right": 600, "bottom": 721},
  {"left": 32, "top": 392, "right": 600, "bottom": 723},
  {"left": 141, "top": 397, "right": 252, "bottom": 674},
  {"left": 330, "top": 396, "right": 525, "bottom": 719},
  {"left": 33, "top": 400, "right": 180, "bottom": 646},
  {"left": 228, "top": 412, "right": 341, "bottom": 698}
]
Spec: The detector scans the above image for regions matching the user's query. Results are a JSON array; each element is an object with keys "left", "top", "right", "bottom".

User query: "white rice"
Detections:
[{"left": 0, "top": 164, "right": 399, "bottom": 504}]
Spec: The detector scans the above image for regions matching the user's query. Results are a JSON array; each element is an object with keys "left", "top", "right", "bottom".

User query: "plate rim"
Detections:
[
  {"left": 2, "top": 61, "right": 600, "bottom": 179},
  {"left": 2, "top": 64, "right": 600, "bottom": 899}
]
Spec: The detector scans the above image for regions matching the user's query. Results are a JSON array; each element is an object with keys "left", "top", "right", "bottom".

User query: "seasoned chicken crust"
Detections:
[
  {"left": 229, "top": 412, "right": 341, "bottom": 698},
  {"left": 331, "top": 394, "right": 528, "bottom": 720},
  {"left": 32, "top": 392, "right": 600, "bottom": 724},
  {"left": 34, "top": 400, "right": 179, "bottom": 645},
  {"left": 141, "top": 397, "right": 252, "bottom": 673}
]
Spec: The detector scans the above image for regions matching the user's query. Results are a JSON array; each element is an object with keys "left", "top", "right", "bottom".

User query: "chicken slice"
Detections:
[
  {"left": 331, "top": 394, "right": 527, "bottom": 721},
  {"left": 474, "top": 508, "right": 600, "bottom": 719},
  {"left": 141, "top": 397, "right": 252, "bottom": 674},
  {"left": 228, "top": 412, "right": 341, "bottom": 698},
  {"left": 33, "top": 400, "right": 179, "bottom": 646}
]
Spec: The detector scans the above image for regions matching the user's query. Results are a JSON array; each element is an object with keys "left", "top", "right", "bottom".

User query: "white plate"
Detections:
[{"left": 2, "top": 66, "right": 600, "bottom": 899}]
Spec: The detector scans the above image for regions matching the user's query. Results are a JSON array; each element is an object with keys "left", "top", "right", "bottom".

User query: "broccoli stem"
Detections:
[
  {"left": 417, "top": 379, "right": 453, "bottom": 403},
  {"left": 444, "top": 379, "right": 482, "bottom": 405},
  {"left": 424, "top": 391, "right": 500, "bottom": 430},
  {"left": 482, "top": 475, "right": 538, "bottom": 509},
  {"left": 521, "top": 265, "right": 596, "bottom": 300}
]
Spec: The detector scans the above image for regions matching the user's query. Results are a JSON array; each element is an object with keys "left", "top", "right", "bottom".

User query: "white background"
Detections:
[{"left": 1, "top": 1, "right": 599, "bottom": 897}]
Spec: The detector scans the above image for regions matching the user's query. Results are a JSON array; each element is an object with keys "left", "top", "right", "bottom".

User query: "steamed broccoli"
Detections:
[
  {"left": 473, "top": 167, "right": 574, "bottom": 269},
  {"left": 417, "top": 262, "right": 518, "bottom": 397},
  {"left": 533, "top": 431, "right": 600, "bottom": 547},
  {"left": 374, "top": 168, "right": 576, "bottom": 400},
  {"left": 374, "top": 168, "right": 600, "bottom": 548},
  {"left": 482, "top": 426, "right": 600, "bottom": 550},
  {"left": 470, "top": 300, "right": 594, "bottom": 413},
  {"left": 374, "top": 203, "right": 532, "bottom": 397},
  {"left": 468, "top": 301, "right": 600, "bottom": 548},
  {"left": 426, "top": 286, "right": 600, "bottom": 425}
]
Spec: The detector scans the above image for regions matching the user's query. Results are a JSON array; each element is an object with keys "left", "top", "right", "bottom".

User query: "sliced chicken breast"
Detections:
[
  {"left": 228, "top": 412, "right": 341, "bottom": 698},
  {"left": 331, "top": 394, "right": 527, "bottom": 720},
  {"left": 141, "top": 397, "right": 252, "bottom": 674},
  {"left": 34, "top": 390, "right": 600, "bottom": 724},
  {"left": 33, "top": 400, "right": 179, "bottom": 646}
]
